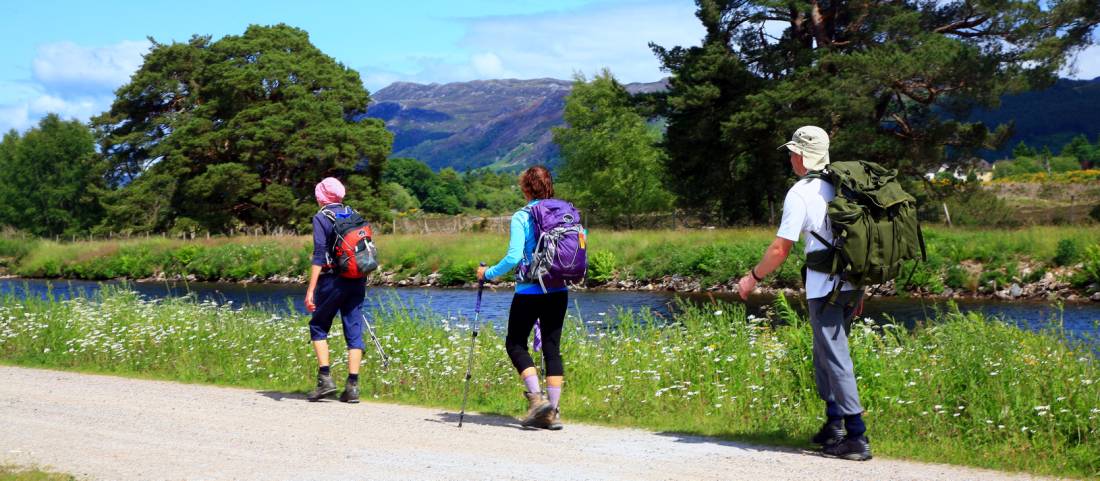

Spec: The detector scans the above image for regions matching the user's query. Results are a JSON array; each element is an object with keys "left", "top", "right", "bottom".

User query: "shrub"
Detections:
[
  {"left": 1072, "top": 244, "right": 1100, "bottom": 287},
  {"left": 437, "top": 260, "right": 478, "bottom": 286},
  {"left": 1054, "top": 239, "right": 1081, "bottom": 266},
  {"left": 587, "top": 250, "right": 618, "bottom": 283}
]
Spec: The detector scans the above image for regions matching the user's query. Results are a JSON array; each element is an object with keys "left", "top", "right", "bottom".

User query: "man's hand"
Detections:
[
  {"left": 305, "top": 289, "right": 316, "bottom": 313},
  {"left": 476, "top": 265, "right": 488, "bottom": 281},
  {"left": 737, "top": 274, "right": 757, "bottom": 300},
  {"left": 852, "top": 296, "right": 865, "bottom": 319}
]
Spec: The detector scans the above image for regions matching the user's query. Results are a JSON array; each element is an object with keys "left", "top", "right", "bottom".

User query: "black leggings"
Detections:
[{"left": 505, "top": 291, "right": 568, "bottom": 376}]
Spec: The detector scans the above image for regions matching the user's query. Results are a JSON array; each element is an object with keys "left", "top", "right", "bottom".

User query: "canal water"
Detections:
[{"left": 2, "top": 278, "right": 1097, "bottom": 343}]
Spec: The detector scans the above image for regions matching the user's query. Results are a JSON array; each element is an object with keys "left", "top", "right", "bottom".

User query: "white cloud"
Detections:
[
  {"left": 457, "top": 1, "right": 703, "bottom": 83},
  {"left": 0, "top": 104, "right": 31, "bottom": 133},
  {"left": 32, "top": 40, "right": 150, "bottom": 95},
  {"left": 1, "top": 40, "right": 147, "bottom": 133},
  {"left": 471, "top": 52, "right": 506, "bottom": 77},
  {"left": 364, "top": 1, "right": 704, "bottom": 89},
  {"left": 1064, "top": 43, "right": 1100, "bottom": 80}
]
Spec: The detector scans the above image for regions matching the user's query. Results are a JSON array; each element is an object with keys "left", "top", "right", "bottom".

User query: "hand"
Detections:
[
  {"left": 305, "top": 290, "right": 316, "bottom": 313},
  {"left": 476, "top": 265, "right": 488, "bottom": 281},
  {"left": 737, "top": 274, "right": 756, "bottom": 301}
]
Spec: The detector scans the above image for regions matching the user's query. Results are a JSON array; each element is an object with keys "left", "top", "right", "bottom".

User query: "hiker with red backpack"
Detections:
[
  {"left": 305, "top": 177, "right": 379, "bottom": 403},
  {"left": 477, "top": 166, "right": 587, "bottom": 430}
]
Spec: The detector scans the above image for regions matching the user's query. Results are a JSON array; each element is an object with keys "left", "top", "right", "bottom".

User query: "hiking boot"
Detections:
[
  {"left": 306, "top": 373, "right": 337, "bottom": 402},
  {"left": 339, "top": 381, "right": 360, "bottom": 404},
  {"left": 520, "top": 391, "right": 553, "bottom": 428},
  {"left": 822, "top": 435, "right": 873, "bottom": 461},
  {"left": 538, "top": 408, "right": 563, "bottom": 431},
  {"left": 811, "top": 420, "right": 845, "bottom": 446}
]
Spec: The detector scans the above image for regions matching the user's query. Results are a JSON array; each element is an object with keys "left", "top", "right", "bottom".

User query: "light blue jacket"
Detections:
[{"left": 484, "top": 200, "right": 568, "bottom": 294}]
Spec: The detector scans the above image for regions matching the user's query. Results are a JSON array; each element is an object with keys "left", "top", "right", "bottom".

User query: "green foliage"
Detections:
[
  {"left": 896, "top": 259, "right": 946, "bottom": 294},
  {"left": 555, "top": 70, "right": 674, "bottom": 227},
  {"left": 1060, "top": 134, "right": 1097, "bottom": 165},
  {"left": 3, "top": 291, "right": 1098, "bottom": 477},
  {"left": 0, "top": 115, "right": 104, "bottom": 236},
  {"left": 587, "top": 250, "right": 618, "bottom": 283},
  {"left": 0, "top": 465, "right": 76, "bottom": 481},
  {"left": 382, "top": 157, "right": 521, "bottom": 215},
  {"left": 994, "top": 157, "right": 1043, "bottom": 178},
  {"left": 649, "top": 17, "right": 773, "bottom": 223},
  {"left": 1074, "top": 244, "right": 1100, "bottom": 287},
  {"left": 651, "top": 0, "right": 1099, "bottom": 223},
  {"left": 437, "top": 260, "right": 478, "bottom": 286},
  {"left": 1012, "top": 141, "right": 1038, "bottom": 159},
  {"left": 13, "top": 238, "right": 311, "bottom": 281},
  {"left": 91, "top": 24, "right": 392, "bottom": 233},
  {"left": 1054, "top": 239, "right": 1081, "bottom": 266},
  {"left": 923, "top": 179, "right": 1021, "bottom": 227}
]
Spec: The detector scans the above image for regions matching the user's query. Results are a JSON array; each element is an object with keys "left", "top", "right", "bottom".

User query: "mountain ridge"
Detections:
[{"left": 363, "top": 76, "right": 1097, "bottom": 171}]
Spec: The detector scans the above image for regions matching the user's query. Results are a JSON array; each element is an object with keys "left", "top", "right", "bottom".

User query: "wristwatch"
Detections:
[{"left": 750, "top": 267, "right": 764, "bottom": 282}]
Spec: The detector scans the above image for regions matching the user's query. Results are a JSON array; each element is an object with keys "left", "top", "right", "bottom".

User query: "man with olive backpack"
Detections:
[{"left": 737, "top": 126, "right": 924, "bottom": 461}]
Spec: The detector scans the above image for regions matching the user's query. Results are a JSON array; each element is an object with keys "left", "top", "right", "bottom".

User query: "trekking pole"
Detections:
[
  {"left": 458, "top": 263, "right": 487, "bottom": 428},
  {"left": 364, "top": 315, "right": 389, "bottom": 369}
]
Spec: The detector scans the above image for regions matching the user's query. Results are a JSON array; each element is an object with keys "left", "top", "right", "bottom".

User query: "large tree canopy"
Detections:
[
  {"left": 0, "top": 115, "right": 104, "bottom": 236},
  {"left": 652, "top": 0, "right": 1099, "bottom": 223},
  {"left": 555, "top": 71, "right": 673, "bottom": 228},
  {"left": 92, "top": 24, "right": 392, "bottom": 233}
]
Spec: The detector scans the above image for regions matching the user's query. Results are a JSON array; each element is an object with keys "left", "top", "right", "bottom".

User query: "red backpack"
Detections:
[{"left": 320, "top": 205, "right": 379, "bottom": 279}]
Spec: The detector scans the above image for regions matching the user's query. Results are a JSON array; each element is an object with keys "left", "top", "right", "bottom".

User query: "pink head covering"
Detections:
[{"left": 315, "top": 177, "right": 346, "bottom": 205}]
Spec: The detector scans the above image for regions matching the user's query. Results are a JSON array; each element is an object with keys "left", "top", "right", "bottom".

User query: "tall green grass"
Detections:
[
  {"left": 5, "top": 226, "right": 1100, "bottom": 292},
  {"left": 0, "top": 466, "right": 74, "bottom": 481},
  {"left": 0, "top": 289, "right": 1096, "bottom": 477}
]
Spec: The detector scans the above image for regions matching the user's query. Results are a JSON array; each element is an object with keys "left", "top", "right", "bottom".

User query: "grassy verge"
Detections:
[
  {"left": 3, "top": 226, "right": 1100, "bottom": 295},
  {"left": 0, "top": 466, "right": 75, "bottom": 481},
  {"left": 0, "top": 289, "right": 1097, "bottom": 477}
]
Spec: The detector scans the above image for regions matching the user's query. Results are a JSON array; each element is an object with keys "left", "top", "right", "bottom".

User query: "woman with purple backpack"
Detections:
[{"left": 477, "top": 165, "right": 586, "bottom": 430}]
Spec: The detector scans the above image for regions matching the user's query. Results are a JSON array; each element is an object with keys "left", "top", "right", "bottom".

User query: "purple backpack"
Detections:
[{"left": 517, "top": 199, "right": 588, "bottom": 291}]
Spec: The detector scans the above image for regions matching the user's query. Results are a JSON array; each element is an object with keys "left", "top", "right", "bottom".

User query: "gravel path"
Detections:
[{"left": 1, "top": 366, "right": 1047, "bottom": 481}]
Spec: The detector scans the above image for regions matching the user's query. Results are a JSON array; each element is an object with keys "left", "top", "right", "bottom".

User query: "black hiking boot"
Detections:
[
  {"left": 811, "top": 419, "right": 845, "bottom": 446},
  {"left": 822, "top": 435, "right": 873, "bottom": 461},
  {"left": 520, "top": 391, "right": 553, "bottom": 428},
  {"left": 306, "top": 373, "right": 337, "bottom": 402},
  {"left": 340, "top": 381, "right": 360, "bottom": 404}
]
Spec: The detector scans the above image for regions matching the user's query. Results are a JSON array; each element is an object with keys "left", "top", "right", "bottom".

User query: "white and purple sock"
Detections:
[
  {"left": 547, "top": 386, "right": 561, "bottom": 410},
  {"left": 524, "top": 374, "right": 541, "bottom": 394}
]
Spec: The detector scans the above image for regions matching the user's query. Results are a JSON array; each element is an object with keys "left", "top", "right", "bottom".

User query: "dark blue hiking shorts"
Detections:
[{"left": 308, "top": 274, "right": 367, "bottom": 350}]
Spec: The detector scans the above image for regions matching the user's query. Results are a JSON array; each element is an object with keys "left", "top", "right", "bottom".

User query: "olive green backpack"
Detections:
[{"left": 804, "top": 161, "right": 926, "bottom": 302}]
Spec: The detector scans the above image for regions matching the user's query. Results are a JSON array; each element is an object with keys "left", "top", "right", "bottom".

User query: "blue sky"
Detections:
[{"left": 1, "top": 0, "right": 1097, "bottom": 133}]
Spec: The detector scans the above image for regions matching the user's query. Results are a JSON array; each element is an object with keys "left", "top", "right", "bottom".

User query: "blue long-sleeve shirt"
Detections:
[
  {"left": 485, "top": 200, "right": 567, "bottom": 294},
  {"left": 311, "top": 204, "right": 343, "bottom": 268}
]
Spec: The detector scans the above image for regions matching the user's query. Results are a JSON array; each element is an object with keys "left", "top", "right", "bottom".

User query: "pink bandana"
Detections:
[{"left": 314, "top": 177, "right": 346, "bottom": 205}]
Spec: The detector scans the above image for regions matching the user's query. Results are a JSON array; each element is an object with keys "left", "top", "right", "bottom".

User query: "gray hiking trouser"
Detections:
[{"left": 808, "top": 290, "right": 865, "bottom": 417}]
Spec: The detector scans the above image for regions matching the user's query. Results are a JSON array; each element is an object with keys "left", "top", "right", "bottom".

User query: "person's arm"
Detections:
[
  {"left": 478, "top": 211, "right": 527, "bottom": 281},
  {"left": 738, "top": 190, "right": 804, "bottom": 300},
  {"left": 306, "top": 214, "right": 328, "bottom": 312},
  {"left": 737, "top": 238, "right": 794, "bottom": 299},
  {"left": 305, "top": 265, "right": 322, "bottom": 312}
]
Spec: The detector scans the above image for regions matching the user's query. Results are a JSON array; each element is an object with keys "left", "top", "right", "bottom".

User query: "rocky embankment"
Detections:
[{"left": 137, "top": 266, "right": 1100, "bottom": 302}]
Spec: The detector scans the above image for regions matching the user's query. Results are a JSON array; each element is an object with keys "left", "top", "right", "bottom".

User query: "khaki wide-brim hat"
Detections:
[{"left": 777, "top": 125, "right": 830, "bottom": 172}]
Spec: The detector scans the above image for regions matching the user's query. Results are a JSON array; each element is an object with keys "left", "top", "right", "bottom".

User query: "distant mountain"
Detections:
[
  {"left": 363, "top": 78, "right": 668, "bottom": 171},
  {"left": 968, "top": 77, "right": 1100, "bottom": 159},
  {"left": 363, "top": 75, "right": 1097, "bottom": 171}
]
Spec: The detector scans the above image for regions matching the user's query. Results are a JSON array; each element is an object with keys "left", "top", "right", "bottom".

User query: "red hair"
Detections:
[{"left": 519, "top": 166, "right": 554, "bottom": 200}]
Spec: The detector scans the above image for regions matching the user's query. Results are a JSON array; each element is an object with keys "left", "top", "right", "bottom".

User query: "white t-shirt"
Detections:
[{"left": 776, "top": 178, "right": 857, "bottom": 299}]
